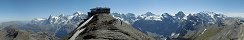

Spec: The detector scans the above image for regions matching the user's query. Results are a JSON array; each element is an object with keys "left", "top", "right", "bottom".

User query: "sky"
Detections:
[{"left": 0, "top": 0, "right": 244, "bottom": 22}]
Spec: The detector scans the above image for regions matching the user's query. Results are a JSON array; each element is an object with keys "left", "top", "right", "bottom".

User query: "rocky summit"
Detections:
[{"left": 64, "top": 7, "right": 155, "bottom": 40}]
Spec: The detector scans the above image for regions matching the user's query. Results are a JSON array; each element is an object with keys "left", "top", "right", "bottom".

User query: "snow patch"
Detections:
[{"left": 144, "top": 15, "right": 162, "bottom": 21}]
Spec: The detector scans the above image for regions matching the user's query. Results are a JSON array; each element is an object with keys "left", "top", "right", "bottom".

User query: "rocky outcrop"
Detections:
[{"left": 0, "top": 27, "right": 59, "bottom": 40}]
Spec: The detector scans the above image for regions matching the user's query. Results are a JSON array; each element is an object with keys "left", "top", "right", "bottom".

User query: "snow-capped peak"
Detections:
[
  {"left": 142, "top": 12, "right": 155, "bottom": 16},
  {"left": 36, "top": 12, "right": 86, "bottom": 25},
  {"left": 175, "top": 11, "right": 185, "bottom": 19},
  {"left": 73, "top": 11, "right": 82, "bottom": 16},
  {"left": 59, "top": 14, "right": 65, "bottom": 17},
  {"left": 162, "top": 13, "right": 173, "bottom": 18}
]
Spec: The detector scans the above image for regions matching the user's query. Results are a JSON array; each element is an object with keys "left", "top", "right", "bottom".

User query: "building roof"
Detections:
[{"left": 90, "top": 7, "right": 110, "bottom": 10}]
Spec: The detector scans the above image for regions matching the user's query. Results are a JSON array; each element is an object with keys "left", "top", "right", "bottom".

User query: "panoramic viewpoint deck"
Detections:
[{"left": 88, "top": 7, "right": 110, "bottom": 17}]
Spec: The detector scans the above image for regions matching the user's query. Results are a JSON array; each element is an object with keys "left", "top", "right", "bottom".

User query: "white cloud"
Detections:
[
  {"left": 0, "top": 17, "right": 30, "bottom": 23},
  {"left": 223, "top": 12, "right": 244, "bottom": 17}
]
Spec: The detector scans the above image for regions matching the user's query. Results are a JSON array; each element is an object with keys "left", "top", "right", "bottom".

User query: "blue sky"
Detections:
[{"left": 0, "top": 0, "right": 244, "bottom": 22}]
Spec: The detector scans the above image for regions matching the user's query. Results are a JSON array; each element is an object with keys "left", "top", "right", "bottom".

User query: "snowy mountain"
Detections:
[
  {"left": 110, "top": 11, "right": 243, "bottom": 40},
  {"left": 32, "top": 12, "right": 87, "bottom": 25},
  {"left": 30, "top": 11, "right": 88, "bottom": 38}
]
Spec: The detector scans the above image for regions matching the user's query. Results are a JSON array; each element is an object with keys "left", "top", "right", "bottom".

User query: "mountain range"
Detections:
[{"left": 0, "top": 11, "right": 244, "bottom": 40}]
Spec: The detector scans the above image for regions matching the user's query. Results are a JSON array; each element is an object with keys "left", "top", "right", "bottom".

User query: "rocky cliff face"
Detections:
[{"left": 67, "top": 13, "right": 155, "bottom": 40}]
